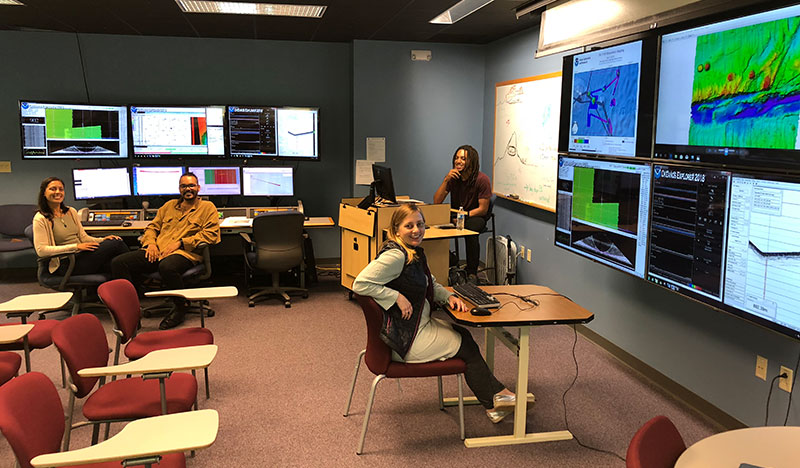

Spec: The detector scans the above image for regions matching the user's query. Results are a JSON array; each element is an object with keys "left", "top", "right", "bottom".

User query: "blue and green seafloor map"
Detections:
[
  {"left": 690, "top": 16, "right": 800, "bottom": 149},
  {"left": 571, "top": 63, "right": 639, "bottom": 137}
]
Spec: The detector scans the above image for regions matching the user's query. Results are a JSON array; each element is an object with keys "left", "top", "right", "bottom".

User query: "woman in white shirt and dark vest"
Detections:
[{"left": 353, "top": 203, "right": 522, "bottom": 423}]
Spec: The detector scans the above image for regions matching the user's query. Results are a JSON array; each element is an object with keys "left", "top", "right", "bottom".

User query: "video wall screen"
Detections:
[
  {"left": 558, "top": 38, "right": 657, "bottom": 158},
  {"left": 132, "top": 166, "right": 183, "bottom": 196},
  {"left": 189, "top": 166, "right": 241, "bottom": 196},
  {"left": 228, "top": 106, "right": 319, "bottom": 160},
  {"left": 72, "top": 167, "right": 132, "bottom": 200},
  {"left": 20, "top": 101, "right": 128, "bottom": 159},
  {"left": 555, "top": 155, "right": 652, "bottom": 278},
  {"left": 655, "top": 3, "right": 800, "bottom": 171},
  {"left": 131, "top": 106, "right": 225, "bottom": 158}
]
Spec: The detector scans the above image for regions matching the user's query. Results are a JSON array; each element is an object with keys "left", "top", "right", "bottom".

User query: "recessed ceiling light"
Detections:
[
  {"left": 430, "top": 0, "right": 493, "bottom": 25},
  {"left": 0, "top": 0, "right": 25, "bottom": 5},
  {"left": 175, "top": 1, "right": 326, "bottom": 18}
]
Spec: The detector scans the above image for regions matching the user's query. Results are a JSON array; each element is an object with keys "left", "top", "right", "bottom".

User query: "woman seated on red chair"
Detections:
[
  {"left": 32, "top": 176, "right": 128, "bottom": 277},
  {"left": 353, "top": 203, "right": 517, "bottom": 423}
]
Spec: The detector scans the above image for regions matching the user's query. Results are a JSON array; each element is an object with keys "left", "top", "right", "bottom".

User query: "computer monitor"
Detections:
[
  {"left": 372, "top": 164, "right": 397, "bottom": 204},
  {"left": 554, "top": 155, "right": 651, "bottom": 278},
  {"left": 72, "top": 167, "right": 132, "bottom": 200},
  {"left": 241, "top": 167, "right": 294, "bottom": 197},
  {"left": 655, "top": 3, "right": 800, "bottom": 171},
  {"left": 132, "top": 166, "right": 183, "bottom": 196},
  {"left": 20, "top": 101, "right": 128, "bottom": 159},
  {"left": 188, "top": 166, "right": 241, "bottom": 196},
  {"left": 227, "top": 106, "right": 319, "bottom": 160},
  {"left": 130, "top": 106, "right": 225, "bottom": 158},
  {"left": 646, "top": 164, "right": 732, "bottom": 303},
  {"left": 557, "top": 37, "right": 657, "bottom": 158}
]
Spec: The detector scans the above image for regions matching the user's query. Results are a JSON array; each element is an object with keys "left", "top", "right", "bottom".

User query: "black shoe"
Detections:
[{"left": 159, "top": 308, "right": 186, "bottom": 330}]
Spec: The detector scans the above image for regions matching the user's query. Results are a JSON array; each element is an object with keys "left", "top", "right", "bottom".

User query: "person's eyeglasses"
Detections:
[{"left": 180, "top": 184, "right": 198, "bottom": 189}]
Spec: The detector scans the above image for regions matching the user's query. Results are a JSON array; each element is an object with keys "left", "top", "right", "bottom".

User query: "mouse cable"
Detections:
[{"left": 562, "top": 324, "right": 626, "bottom": 462}]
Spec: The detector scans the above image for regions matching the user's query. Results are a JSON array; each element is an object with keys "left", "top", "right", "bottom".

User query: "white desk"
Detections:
[
  {"left": 31, "top": 409, "right": 219, "bottom": 467},
  {"left": 79, "top": 344, "right": 218, "bottom": 378},
  {"left": 146, "top": 286, "right": 237, "bottom": 328},
  {"left": 0, "top": 292, "right": 72, "bottom": 372},
  {"left": 0, "top": 324, "right": 34, "bottom": 344},
  {"left": 675, "top": 426, "right": 800, "bottom": 468}
]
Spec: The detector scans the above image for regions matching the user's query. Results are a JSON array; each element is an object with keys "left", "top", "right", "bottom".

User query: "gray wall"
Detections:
[
  {"left": 482, "top": 27, "right": 800, "bottom": 426},
  {"left": 0, "top": 31, "right": 351, "bottom": 258}
]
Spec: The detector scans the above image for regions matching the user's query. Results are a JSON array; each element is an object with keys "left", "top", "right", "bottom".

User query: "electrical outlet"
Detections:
[
  {"left": 526, "top": 248, "right": 532, "bottom": 262},
  {"left": 779, "top": 366, "right": 793, "bottom": 392},
  {"left": 755, "top": 355, "right": 767, "bottom": 380},
  {"left": 519, "top": 244, "right": 525, "bottom": 257}
]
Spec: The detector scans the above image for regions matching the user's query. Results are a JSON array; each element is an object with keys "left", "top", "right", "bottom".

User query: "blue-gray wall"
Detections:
[{"left": 0, "top": 30, "right": 351, "bottom": 258}]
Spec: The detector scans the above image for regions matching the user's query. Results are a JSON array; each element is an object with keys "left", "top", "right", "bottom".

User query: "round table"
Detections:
[{"left": 675, "top": 426, "right": 800, "bottom": 468}]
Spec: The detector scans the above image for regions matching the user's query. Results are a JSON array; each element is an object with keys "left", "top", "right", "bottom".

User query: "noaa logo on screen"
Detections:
[
  {"left": 575, "top": 57, "right": 579, "bottom": 66},
  {"left": 131, "top": 107, "right": 137, "bottom": 112},
  {"left": 21, "top": 102, "right": 29, "bottom": 109},
  {"left": 654, "top": 166, "right": 662, "bottom": 179},
  {"left": 559, "top": 158, "right": 564, "bottom": 167}
]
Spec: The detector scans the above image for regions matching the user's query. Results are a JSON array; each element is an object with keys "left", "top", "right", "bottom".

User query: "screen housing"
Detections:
[
  {"left": 227, "top": 106, "right": 319, "bottom": 161},
  {"left": 241, "top": 167, "right": 294, "bottom": 197},
  {"left": 557, "top": 36, "right": 658, "bottom": 159},
  {"left": 188, "top": 166, "right": 241, "bottom": 196},
  {"left": 132, "top": 166, "right": 184, "bottom": 196},
  {"left": 130, "top": 105, "right": 226, "bottom": 158},
  {"left": 372, "top": 164, "right": 397, "bottom": 204},
  {"left": 72, "top": 167, "right": 132, "bottom": 200},
  {"left": 654, "top": 3, "right": 800, "bottom": 172},
  {"left": 20, "top": 101, "right": 129, "bottom": 160}
]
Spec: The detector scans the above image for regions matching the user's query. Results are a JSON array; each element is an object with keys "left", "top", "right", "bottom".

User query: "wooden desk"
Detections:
[
  {"left": 675, "top": 426, "right": 800, "bottom": 468},
  {"left": 31, "top": 409, "right": 219, "bottom": 467},
  {"left": 444, "top": 284, "right": 594, "bottom": 448},
  {"left": 86, "top": 217, "right": 335, "bottom": 236},
  {"left": 0, "top": 292, "right": 72, "bottom": 372}
]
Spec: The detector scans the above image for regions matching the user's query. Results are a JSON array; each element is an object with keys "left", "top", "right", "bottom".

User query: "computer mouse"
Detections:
[
  {"left": 122, "top": 221, "right": 132, "bottom": 227},
  {"left": 470, "top": 307, "right": 492, "bottom": 316}
]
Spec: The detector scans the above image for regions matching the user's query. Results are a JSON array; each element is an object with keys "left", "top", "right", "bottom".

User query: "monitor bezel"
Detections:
[
  {"left": 226, "top": 105, "right": 320, "bottom": 161},
  {"left": 129, "top": 104, "right": 227, "bottom": 159},
  {"left": 71, "top": 167, "right": 133, "bottom": 200},
  {"left": 19, "top": 100, "right": 130, "bottom": 160}
]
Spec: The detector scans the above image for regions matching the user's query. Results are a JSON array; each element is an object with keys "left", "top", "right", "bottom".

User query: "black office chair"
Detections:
[
  {"left": 241, "top": 211, "right": 308, "bottom": 308},
  {"left": 453, "top": 196, "right": 498, "bottom": 285},
  {"left": 141, "top": 243, "right": 216, "bottom": 318},
  {"left": 24, "top": 225, "right": 109, "bottom": 319}
]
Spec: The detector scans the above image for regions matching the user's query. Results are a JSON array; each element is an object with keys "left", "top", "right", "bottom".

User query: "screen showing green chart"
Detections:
[
  {"left": 20, "top": 101, "right": 128, "bottom": 159},
  {"left": 555, "top": 156, "right": 651, "bottom": 278}
]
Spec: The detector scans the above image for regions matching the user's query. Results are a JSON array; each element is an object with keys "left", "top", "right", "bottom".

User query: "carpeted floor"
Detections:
[{"left": 0, "top": 276, "right": 720, "bottom": 467}]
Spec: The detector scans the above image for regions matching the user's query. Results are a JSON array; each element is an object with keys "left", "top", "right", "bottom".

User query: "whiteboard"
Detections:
[{"left": 492, "top": 72, "right": 562, "bottom": 212}]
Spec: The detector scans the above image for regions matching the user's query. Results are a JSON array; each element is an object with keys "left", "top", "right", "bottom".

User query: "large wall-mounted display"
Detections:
[
  {"left": 655, "top": 3, "right": 800, "bottom": 171},
  {"left": 130, "top": 106, "right": 226, "bottom": 158},
  {"left": 228, "top": 106, "right": 319, "bottom": 160},
  {"left": 20, "top": 101, "right": 129, "bottom": 159}
]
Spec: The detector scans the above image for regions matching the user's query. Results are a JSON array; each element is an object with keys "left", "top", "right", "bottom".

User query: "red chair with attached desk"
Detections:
[
  {"left": 0, "top": 372, "right": 186, "bottom": 468},
  {"left": 52, "top": 314, "right": 198, "bottom": 451},
  {"left": 0, "top": 352, "right": 22, "bottom": 385},
  {"left": 344, "top": 295, "right": 466, "bottom": 455},
  {"left": 98, "top": 279, "right": 214, "bottom": 398},
  {"left": 626, "top": 415, "right": 687, "bottom": 468}
]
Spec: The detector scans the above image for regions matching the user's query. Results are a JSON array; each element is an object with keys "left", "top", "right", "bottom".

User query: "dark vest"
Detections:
[{"left": 377, "top": 241, "right": 434, "bottom": 359}]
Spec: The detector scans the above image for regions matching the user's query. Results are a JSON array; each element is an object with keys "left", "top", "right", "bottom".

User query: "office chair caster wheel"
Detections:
[
  {"left": 302, "top": 292, "right": 309, "bottom": 299},
  {"left": 284, "top": 301, "right": 291, "bottom": 308},
  {"left": 248, "top": 301, "right": 255, "bottom": 308},
  {"left": 207, "top": 310, "right": 215, "bottom": 317}
]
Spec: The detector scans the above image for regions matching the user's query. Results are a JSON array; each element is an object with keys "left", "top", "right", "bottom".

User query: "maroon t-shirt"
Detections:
[{"left": 446, "top": 171, "right": 491, "bottom": 217}]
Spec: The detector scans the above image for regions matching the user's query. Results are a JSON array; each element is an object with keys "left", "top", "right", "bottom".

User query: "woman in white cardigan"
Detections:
[{"left": 32, "top": 177, "right": 128, "bottom": 276}]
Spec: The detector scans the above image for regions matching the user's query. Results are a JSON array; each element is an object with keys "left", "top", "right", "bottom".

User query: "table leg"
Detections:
[{"left": 484, "top": 328, "right": 496, "bottom": 373}]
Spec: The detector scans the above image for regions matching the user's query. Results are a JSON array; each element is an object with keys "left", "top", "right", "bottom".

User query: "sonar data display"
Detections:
[
  {"left": 555, "top": 156, "right": 651, "bottom": 278},
  {"left": 656, "top": 4, "right": 800, "bottom": 168},
  {"left": 568, "top": 41, "right": 642, "bottom": 157},
  {"left": 647, "top": 165, "right": 731, "bottom": 302}
]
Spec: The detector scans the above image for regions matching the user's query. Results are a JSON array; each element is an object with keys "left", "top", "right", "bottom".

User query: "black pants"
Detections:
[
  {"left": 54, "top": 238, "right": 129, "bottom": 276},
  {"left": 462, "top": 216, "right": 487, "bottom": 276},
  {"left": 452, "top": 324, "right": 505, "bottom": 408},
  {"left": 111, "top": 250, "right": 194, "bottom": 304}
]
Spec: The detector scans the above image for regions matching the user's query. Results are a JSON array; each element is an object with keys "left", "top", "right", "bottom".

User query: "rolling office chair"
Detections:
[
  {"left": 626, "top": 415, "right": 687, "bottom": 468},
  {"left": 241, "top": 211, "right": 308, "bottom": 308},
  {"left": 141, "top": 243, "right": 216, "bottom": 319},
  {"left": 24, "top": 224, "right": 109, "bottom": 318},
  {"left": 453, "top": 196, "right": 498, "bottom": 284}
]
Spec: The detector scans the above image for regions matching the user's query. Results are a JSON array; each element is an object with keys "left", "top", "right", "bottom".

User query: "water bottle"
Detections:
[{"left": 456, "top": 206, "right": 465, "bottom": 230}]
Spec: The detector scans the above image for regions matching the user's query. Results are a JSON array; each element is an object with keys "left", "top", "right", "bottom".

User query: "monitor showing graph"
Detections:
[
  {"left": 131, "top": 106, "right": 225, "bottom": 158},
  {"left": 20, "top": 101, "right": 128, "bottom": 159},
  {"left": 655, "top": 3, "right": 800, "bottom": 171},
  {"left": 242, "top": 167, "right": 294, "bottom": 197},
  {"left": 72, "top": 167, "right": 132, "bottom": 200},
  {"left": 555, "top": 156, "right": 651, "bottom": 278},
  {"left": 228, "top": 106, "right": 318, "bottom": 160},
  {"left": 132, "top": 166, "right": 183, "bottom": 196},
  {"left": 188, "top": 166, "right": 241, "bottom": 196}
]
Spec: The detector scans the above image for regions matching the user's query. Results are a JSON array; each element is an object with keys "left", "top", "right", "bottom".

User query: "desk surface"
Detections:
[
  {"left": 445, "top": 284, "right": 593, "bottom": 327},
  {"left": 675, "top": 426, "right": 800, "bottom": 468},
  {"left": 146, "top": 286, "right": 238, "bottom": 300},
  {"left": 78, "top": 344, "right": 217, "bottom": 377},
  {"left": 31, "top": 409, "right": 219, "bottom": 467},
  {"left": 0, "top": 324, "right": 34, "bottom": 344},
  {"left": 86, "top": 216, "right": 335, "bottom": 232},
  {"left": 0, "top": 292, "right": 73, "bottom": 314}
]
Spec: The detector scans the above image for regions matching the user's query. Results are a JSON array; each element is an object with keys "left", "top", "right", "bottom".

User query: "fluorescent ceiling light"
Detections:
[
  {"left": 430, "top": 0, "right": 493, "bottom": 25},
  {"left": 0, "top": 0, "right": 25, "bottom": 5},
  {"left": 175, "top": 1, "right": 326, "bottom": 17},
  {"left": 541, "top": 0, "right": 622, "bottom": 45}
]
